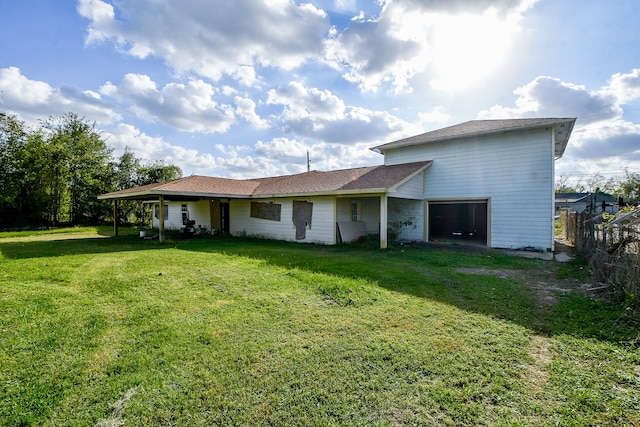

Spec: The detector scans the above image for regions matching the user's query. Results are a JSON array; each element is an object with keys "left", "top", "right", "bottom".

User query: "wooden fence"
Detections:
[{"left": 560, "top": 208, "right": 640, "bottom": 301}]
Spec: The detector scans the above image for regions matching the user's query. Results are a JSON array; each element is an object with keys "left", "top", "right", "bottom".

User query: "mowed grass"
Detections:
[{"left": 0, "top": 229, "right": 638, "bottom": 426}]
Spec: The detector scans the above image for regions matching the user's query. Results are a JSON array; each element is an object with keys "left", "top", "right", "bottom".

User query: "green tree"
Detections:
[
  {"left": 0, "top": 112, "right": 27, "bottom": 210},
  {"left": 1, "top": 109, "right": 183, "bottom": 228},
  {"left": 0, "top": 113, "right": 51, "bottom": 226},
  {"left": 137, "top": 160, "right": 182, "bottom": 185},
  {"left": 618, "top": 170, "right": 640, "bottom": 203},
  {"left": 40, "top": 113, "right": 113, "bottom": 225},
  {"left": 113, "top": 148, "right": 142, "bottom": 225}
]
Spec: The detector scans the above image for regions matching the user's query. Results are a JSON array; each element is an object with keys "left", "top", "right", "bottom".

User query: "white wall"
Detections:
[
  {"left": 384, "top": 127, "right": 555, "bottom": 250},
  {"left": 336, "top": 197, "right": 380, "bottom": 235},
  {"left": 188, "top": 200, "right": 211, "bottom": 230},
  {"left": 152, "top": 203, "right": 182, "bottom": 230},
  {"left": 152, "top": 200, "right": 211, "bottom": 231},
  {"left": 392, "top": 173, "right": 424, "bottom": 199},
  {"left": 230, "top": 196, "right": 337, "bottom": 244}
]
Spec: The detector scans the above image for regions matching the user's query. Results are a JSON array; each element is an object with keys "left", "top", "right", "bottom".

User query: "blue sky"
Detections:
[{"left": 1, "top": 0, "right": 639, "bottom": 186}]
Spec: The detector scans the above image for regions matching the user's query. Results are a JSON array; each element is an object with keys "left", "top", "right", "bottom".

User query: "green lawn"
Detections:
[{"left": 0, "top": 228, "right": 638, "bottom": 426}]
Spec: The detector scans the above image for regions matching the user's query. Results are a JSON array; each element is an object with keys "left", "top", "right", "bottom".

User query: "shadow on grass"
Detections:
[
  {"left": 2, "top": 233, "right": 637, "bottom": 346},
  {"left": 185, "top": 237, "right": 639, "bottom": 347},
  {"left": 0, "top": 231, "right": 164, "bottom": 260}
]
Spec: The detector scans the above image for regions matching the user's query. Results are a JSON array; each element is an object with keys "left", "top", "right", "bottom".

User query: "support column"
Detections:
[
  {"left": 158, "top": 195, "right": 165, "bottom": 243},
  {"left": 113, "top": 200, "right": 119, "bottom": 237},
  {"left": 380, "top": 194, "right": 388, "bottom": 249}
]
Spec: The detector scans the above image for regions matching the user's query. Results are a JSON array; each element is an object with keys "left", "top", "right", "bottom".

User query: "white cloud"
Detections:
[
  {"left": 324, "top": 0, "right": 536, "bottom": 93},
  {"left": 479, "top": 72, "right": 640, "bottom": 182},
  {"left": 234, "top": 96, "right": 269, "bottom": 129},
  {"left": 0, "top": 67, "right": 120, "bottom": 125},
  {"left": 418, "top": 106, "right": 452, "bottom": 124},
  {"left": 253, "top": 137, "right": 382, "bottom": 174},
  {"left": 101, "top": 73, "right": 236, "bottom": 133},
  {"left": 602, "top": 69, "right": 640, "bottom": 105},
  {"left": 267, "top": 81, "right": 410, "bottom": 143},
  {"left": 478, "top": 76, "right": 620, "bottom": 123},
  {"left": 77, "top": 0, "right": 329, "bottom": 85},
  {"left": 104, "top": 123, "right": 223, "bottom": 175},
  {"left": 255, "top": 137, "right": 310, "bottom": 163},
  {"left": 105, "top": 123, "right": 170, "bottom": 159}
]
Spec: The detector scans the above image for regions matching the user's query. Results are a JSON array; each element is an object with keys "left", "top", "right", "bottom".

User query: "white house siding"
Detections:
[
  {"left": 186, "top": 200, "right": 211, "bottom": 230},
  {"left": 152, "top": 203, "right": 182, "bottom": 230},
  {"left": 151, "top": 200, "right": 212, "bottom": 231},
  {"left": 391, "top": 173, "right": 424, "bottom": 199},
  {"left": 336, "top": 196, "right": 380, "bottom": 234},
  {"left": 388, "top": 198, "right": 424, "bottom": 241},
  {"left": 384, "top": 128, "right": 555, "bottom": 250},
  {"left": 230, "top": 197, "right": 337, "bottom": 244}
]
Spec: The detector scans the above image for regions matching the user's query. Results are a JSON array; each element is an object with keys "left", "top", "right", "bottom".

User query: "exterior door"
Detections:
[{"left": 220, "top": 202, "right": 230, "bottom": 235}]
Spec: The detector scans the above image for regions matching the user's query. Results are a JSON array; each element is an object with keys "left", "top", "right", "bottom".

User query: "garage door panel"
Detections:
[{"left": 428, "top": 201, "right": 487, "bottom": 245}]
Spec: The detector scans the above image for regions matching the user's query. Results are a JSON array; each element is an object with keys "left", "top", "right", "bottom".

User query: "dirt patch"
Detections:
[
  {"left": 95, "top": 386, "right": 139, "bottom": 427},
  {"left": 523, "top": 335, "right": 551, "bottom": 389},
  {"left": 456, "top": 267, "right": 570, "bottom": 307}
]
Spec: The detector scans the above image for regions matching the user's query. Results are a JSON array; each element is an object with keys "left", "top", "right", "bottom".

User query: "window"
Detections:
[
  {"left": 351, "top": 200, "right": 361, "bottom": 222},
  {"left": 181, "top": 204, "right": 189, "bottom": 224},
  {"left": 250, "top": 201, "right": 282, "bottom": 221},
  {"left": 154, "top": 204, "right": 168, "bottom": 221}
]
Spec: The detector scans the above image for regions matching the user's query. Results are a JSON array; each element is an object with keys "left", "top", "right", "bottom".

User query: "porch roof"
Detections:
[{"left": 98, "top": 161, "right": 432, "bottom": 201}]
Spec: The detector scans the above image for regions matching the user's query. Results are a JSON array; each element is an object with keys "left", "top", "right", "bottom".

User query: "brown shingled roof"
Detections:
[
  {"left": 372, "top": 118, "right": 576, "bottom": 158},
  {"left": 98, "top": 161, "right": 431, "bottom": 200},
  {"left": 98, "top": 175, "right": 261, "bottom": 200}
]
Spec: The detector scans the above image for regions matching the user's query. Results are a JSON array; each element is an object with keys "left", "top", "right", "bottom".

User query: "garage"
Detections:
[{"left": 428, "top": 201, "right": 488, "bottom": 245}]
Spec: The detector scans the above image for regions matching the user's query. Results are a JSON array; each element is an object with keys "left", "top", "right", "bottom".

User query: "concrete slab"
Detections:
[{"left": 554, "top": 252, "right": 574, "bottom": 263}]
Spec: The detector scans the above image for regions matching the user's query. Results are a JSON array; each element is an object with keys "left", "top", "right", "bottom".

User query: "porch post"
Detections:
[
  {"left": 158, "top": 195, "right": 165, "bottom": 243},
  {"left": 380, "top": 194, "right": 388, "bottom": 249},
  {"left": 113, "top": 200, "right": 119, "bottom": 237}
]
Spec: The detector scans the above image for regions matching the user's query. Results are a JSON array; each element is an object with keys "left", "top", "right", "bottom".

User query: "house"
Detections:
[
  {"left": 99, "top": 117, "right": 576, "bottom": 251},
  {"left": 555, "top": 192, "right": 619, "bottom": 214}
]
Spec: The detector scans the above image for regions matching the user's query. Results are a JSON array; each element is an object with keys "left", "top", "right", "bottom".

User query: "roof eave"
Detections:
[
  {"left": 252, "top": 188, "right": 388, "bottom": 199},
  {"left": 373, "top": 118, "right": 577, "bottom": 154},
  {"left": 98, "top": 190, "right": 250, "bottom": 200},
  {"left": 553, "top": 119, "right": 576, "bottom": 159}
]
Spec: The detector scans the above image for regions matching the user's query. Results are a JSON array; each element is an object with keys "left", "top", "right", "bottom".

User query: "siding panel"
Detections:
[
  {"left": 385, "top": 128, "right": 554, "bottom": 250},
  {"left": 393, "top": 173, "right": 424, "bottom": 199},
  {"left": 230, "top": 197, "right": 336, "bottom": 244}
]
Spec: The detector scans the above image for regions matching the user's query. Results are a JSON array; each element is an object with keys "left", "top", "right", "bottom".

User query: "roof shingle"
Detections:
[
  {"left": 372, "top": 118, "right": 576, "bottom": 158},
  {"left": 98, "top": 161, "right": 431, "bottom": 200}
]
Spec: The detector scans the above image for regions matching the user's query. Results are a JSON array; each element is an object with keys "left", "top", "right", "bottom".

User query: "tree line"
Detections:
[
  {"left": 0, "top": 111, "right": 182, "bottom": 229},
  {"left": 556, "top": 171, "right": 640, "bottom": 203}
]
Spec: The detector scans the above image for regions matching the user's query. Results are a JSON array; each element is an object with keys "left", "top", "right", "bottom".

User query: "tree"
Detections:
[
  {"left": 1, "top": 109, "right": 183, "bottom": 228},
  {"left": 618, "top": 170, "right": 640, "bottom": 203},
  {"left": 0, "top": 113, "right": 51, "bottom": 226},
  {"left": 110, "top": 151, "right": 183, "bottom": 226},
  {"left": 0, "top": 112, "right": 27, "bottom": 210},
  {"left": 554, "top": 174, "right": 576, "bottom": 193},
  {"left": 113, "top": 148, "right": 142, "bottom": 225},
  {"left": 39, "top": 113, "right": 113, "bottom": 225},
  {"left": 570, "top": 173, "right": 619, "bottom": 196},
  {"left": 137, "top": 160, "right": 182, "bottom": 185}
]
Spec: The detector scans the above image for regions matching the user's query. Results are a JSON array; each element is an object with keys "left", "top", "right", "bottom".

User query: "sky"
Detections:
[{"left": 1, "top": 0, "right": 639, "bottom": 186}]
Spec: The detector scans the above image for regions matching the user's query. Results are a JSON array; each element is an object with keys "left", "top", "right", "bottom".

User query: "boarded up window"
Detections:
[
  {"left": 250, "top": 202, "right": 281, "bottom": 221},
  {"left": 292, "top": 201, "right": 313, "bottom": 240}
]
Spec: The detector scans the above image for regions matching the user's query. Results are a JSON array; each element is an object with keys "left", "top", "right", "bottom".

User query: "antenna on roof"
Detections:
[{"left": 306, "top": 150, "right": 310, "bottom": 172}]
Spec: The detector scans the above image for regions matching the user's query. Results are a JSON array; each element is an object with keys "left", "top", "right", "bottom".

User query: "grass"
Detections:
[{"left": 0, "top": 228, "right": 638, "bottom": 426}]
